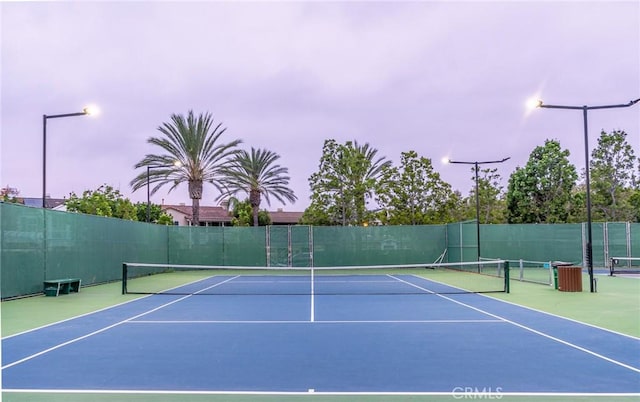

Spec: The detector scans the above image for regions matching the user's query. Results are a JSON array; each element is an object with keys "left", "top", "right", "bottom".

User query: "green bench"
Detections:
[{"left": 44, "top": 278, "right": 82, "bottom": 297}]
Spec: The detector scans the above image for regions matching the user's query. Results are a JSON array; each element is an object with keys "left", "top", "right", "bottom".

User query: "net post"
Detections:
[
  {"left": 504, "top": 260, "right": 510, "bottom": 293},
  {"left": 122, "top": 263, "right": 127, "bottom": 295},
  {"left": 608, "top": 257, "right": 613, "bottom": 276}
]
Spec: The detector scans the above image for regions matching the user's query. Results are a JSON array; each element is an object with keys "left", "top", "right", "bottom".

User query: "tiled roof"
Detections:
[
  {"left": 163, "top": 205, "right": 232, "bottom": 222},
  {"left": 162, "top": 205, "right": 303, "bottom": 225},
  {"left": 269, "top": 210, "right": 303, "bottom": 224}
]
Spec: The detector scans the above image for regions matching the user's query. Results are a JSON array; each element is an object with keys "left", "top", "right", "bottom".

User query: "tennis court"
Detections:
[{"left": 2, "top": 262, "right": 639, "bottom": 401}]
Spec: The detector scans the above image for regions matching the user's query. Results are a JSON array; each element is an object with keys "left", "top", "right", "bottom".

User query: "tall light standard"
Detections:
[
  {"left": 42, "top": 106, "right": 98, "bottom": 208},
  {"left": 146, "top": 162, "right": 181, "bottom": 222},
  {"left": 536, "top": 97, "right": 640, "bottom": 293},
  {"left": 447, "top": 157, "right": 510, "bottom": 262}
]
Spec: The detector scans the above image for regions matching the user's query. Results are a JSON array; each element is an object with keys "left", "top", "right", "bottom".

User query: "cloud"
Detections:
[{"left": 2, "top": 1, "right": 638, "bottom": 210}]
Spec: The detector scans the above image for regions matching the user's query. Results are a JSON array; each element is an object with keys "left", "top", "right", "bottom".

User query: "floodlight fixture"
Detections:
[
  {"left": 448, "top": 157, "right": 510, "bottom": 262},
  {"left": 42, "top": 106, "right": 97, "bottom": 208},
  {"left": 536, "top": 97, "right": 639, "bottom": 293}
]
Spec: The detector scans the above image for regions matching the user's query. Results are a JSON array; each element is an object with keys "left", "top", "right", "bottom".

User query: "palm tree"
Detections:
[
  {"left": 217, "top": 147, "right": 297, "bottom": 226},
  {"left": 130, "top": 110, "right": 242, "bottom": 226},
  {"left": 347, "top": 140, "right": 392, "bottom": 224}
]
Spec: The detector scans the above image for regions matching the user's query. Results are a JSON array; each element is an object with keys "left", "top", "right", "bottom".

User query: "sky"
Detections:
[{"left": 1, "top": 1, "right": 639, "bottom": 212}]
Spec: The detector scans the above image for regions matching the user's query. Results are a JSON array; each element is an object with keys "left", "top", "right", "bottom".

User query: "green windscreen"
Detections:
[
  {"left": 312, "top": 225, "right": 446, "bottom": 267},
  {"left": 291, "top": 225, "right": 312, "bottom": 267},
  {"left": 632, "top": 223, "right": 640, "bottom": 257},
  {"left": 603, "top": 222, "right": 629, "bottom": 260},
  {"left": 446, "top": 221, "right": 478, "bottom": 262},
  {"left": 1, "top": 203, "right": 45, "bottom": 296},
  {"left": 45, "top": 211, "right": 168, "bottom": 284},
  {"left": 267, "top": 226, "right": 289, "bottom": 267},
  {"left": 591, "top": 223, "right": 605, "bottom": 268},
  {"left": 222, "top": 226, "right": 266, "bottom": 266},
  {"left": 1, "top": 203, "right": 168, "bottom": 298},
  {"left": 2, "top": 201, "right": 638, "bottom": 299},
  {"left": 481, "top": 224, "right": 583, "bottom": 265},
  {"left": 168, "top": 225, "right": 266, "bottom": 266}
]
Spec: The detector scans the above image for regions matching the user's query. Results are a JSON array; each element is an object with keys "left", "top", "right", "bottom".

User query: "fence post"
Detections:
[
  {"left": 266, "top": 226, "right": 271, "bottom": 267},
  {"left": 626, "top": 222, "right": 632, "bottom": 267},
  {"left": 603, "top": 222, "right": 609, "bottom": 269},
  {"left": 519, "top": 259, "right": 524, "bottom": 281},
  {"left": 581, "top": 223, "right": 587, "bottom": 268}
]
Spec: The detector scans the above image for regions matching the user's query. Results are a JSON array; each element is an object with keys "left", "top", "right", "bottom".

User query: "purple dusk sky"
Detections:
[{"left": 1, "top": 1, "right": 638, "bottom": 211}]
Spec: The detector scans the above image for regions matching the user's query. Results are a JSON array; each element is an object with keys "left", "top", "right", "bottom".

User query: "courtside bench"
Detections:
[{"left": 44, "top": 278, "right": 81, "bottom": 297}]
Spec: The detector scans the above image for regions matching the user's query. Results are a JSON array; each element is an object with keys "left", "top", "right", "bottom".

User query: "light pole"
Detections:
[
  {"left": 42, "top": 107, "right": 97, "bottom": 208},
  {"left": 146, "top": 162, "right": 180, "bottom": 222},
  {"left": 536, "top": 97, "right": 640, "bottom": 293},
  {"left": 448, "top": 157, "right": 510, "bottom": 262}
]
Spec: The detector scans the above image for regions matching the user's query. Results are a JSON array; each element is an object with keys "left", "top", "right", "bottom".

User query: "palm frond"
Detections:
[
  {"left": 215, "top": 147, "right": 297, "bottom": 208},
  {"left": 130, "top": 110, "right": 242, "bottom": 224}
]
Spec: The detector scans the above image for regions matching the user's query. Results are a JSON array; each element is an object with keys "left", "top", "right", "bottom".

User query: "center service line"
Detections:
[{"left": 310, "top": 266, "right": 315, "bottom": 322}]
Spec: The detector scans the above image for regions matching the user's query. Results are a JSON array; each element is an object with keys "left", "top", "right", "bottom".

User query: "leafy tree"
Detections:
[
  {"left": 634, "top": 160, "right": 640, "bottom": 222},
  {"left": 305, "top": 139, "right": 390, "bottom": 226},
  {"left": 589, "top": 130, "right": 637, "bottom": 221},
  {"left": 629, "top": 188, "right": 640, "bottom": 222},
  {"left": 566, "top": 185, "right": 587, "bottom": 223},
  {"left": 462, "top": 167, "right": 507, "bottom": 224},
  {"left": 156, "top": 213, "right": 175, "bottom": 225},
  {"left": 130, "top": 110, "right": 242, "bottom": 226},
  {"left": 133, "top": 202, "right": 174, "bottom": 225},
  {"left": 375, "top": 151, "right": 462, "bottom": 225},
  {"left": 229, "top": 198, "right": 271, "bottom": 226},
  {"left": 348, "top": 141, "right": 392, "bottom": 224},
  {"left": 300, "top": 203, "right": 332, "bottom": 225},
  {"left": 217, "top": 147, "right": 296, "bottom": 226},
  {"left": 506, "top": 139, "right": 578, "bottom": 223},
  {"left": 304, "top": 140, "right": 343, "bottom": 226},
  {"left": 0, "top": 185, "right": 21, "bottom": 203},
  {"left": 65, "top": 185, "right": 138, "bottom": 220}
]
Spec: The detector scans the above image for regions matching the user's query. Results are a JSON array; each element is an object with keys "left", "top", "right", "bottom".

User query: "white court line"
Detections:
[
  {"left": 2, "top": 272, "right": 245, "bottom": 339},
  {"left": 310, "top": 266, "right": 315, "bottom": 322},
  {"left": 406, "top": 273, "right": 640, "bottom": 341},
  {"left": 2, "top": 389, "right": 639, "bottom": 397},
  {"left": 127, "top": 319, "right": 505, "bottom": 324},
  {"left": 1, "top": 272, "right": 224, "bottom": 340},
  {"left": 481, "top": 292, "right": 640, "bottom": 340},
  {"left": 389, "top": 274, "right": 640, "bottom": 374},
  {"left": 2, "top": 297, "right": 150, "bottom": 340},
  {"left": 316, "top": 280, "right": 399, "bottom": 282},
  {"left": 1, "top": 276, "right": 239, "bottom": 370}
]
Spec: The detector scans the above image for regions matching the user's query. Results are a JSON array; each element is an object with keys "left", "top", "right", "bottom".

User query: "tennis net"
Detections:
[
  {"left": 122, "top": 260, "right": 509, "bottom": 295},
  {"left": 483, "top": 257, "right": 554, "bottom": 286},
  {"left": 609, "top": 257, "right": 640, "bottom": 275}
]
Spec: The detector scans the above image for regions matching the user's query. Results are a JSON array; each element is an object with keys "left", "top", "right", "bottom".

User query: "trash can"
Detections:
[
  {"left": 551, "top": 262, "right": 582, "bottom": 292},
  {"left": 557, "top": 266, "right": 583, "bottom": 292}
]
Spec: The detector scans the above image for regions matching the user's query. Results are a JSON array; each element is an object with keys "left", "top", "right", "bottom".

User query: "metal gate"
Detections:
[{"left": 266, "top": 225, "right": 313, "bottom": 267}]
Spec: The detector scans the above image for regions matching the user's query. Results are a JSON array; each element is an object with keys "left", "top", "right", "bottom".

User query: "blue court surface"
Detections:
[{"left": 2, "top": 273, "right": 640, "bottom": 398}]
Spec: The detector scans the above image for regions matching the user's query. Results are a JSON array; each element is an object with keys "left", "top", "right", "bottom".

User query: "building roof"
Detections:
[
  {"left": 20, "top": 197, "right": 66, "bottom": 209},
  {"left": 162, "top": 204, "right": 303, "bottom": 225},
  {"left": 269, "top": 210, "right": 303, "bottom": 224},
  {"left": 163, "top": 205, "right": 232, "bottom": 223}
]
